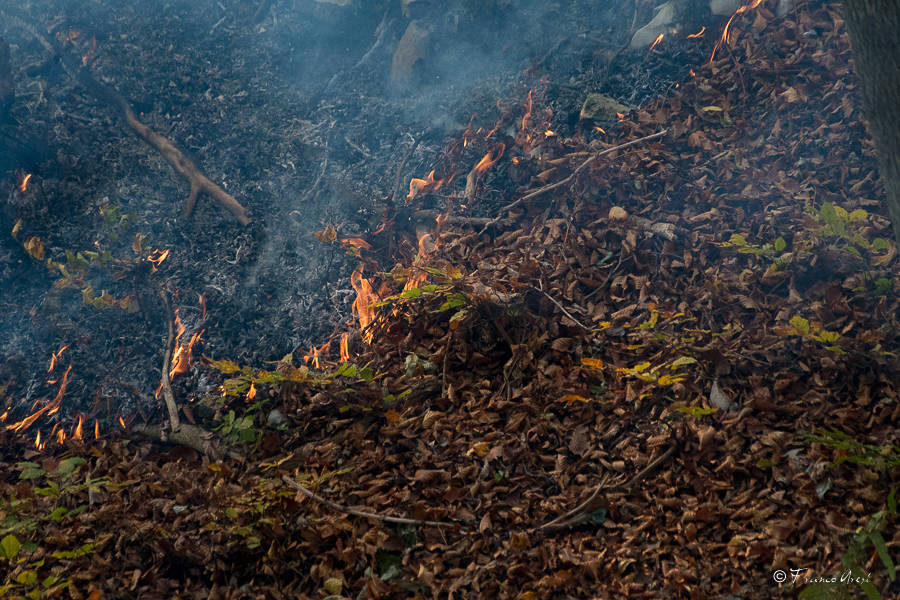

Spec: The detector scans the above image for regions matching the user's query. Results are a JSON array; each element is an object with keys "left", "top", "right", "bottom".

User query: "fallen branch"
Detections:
[
  {"left": 158, "top": 290, "right": 181, "bottom": 433},
  {"left": 538, "top": 443, "right": 677, "bottom": 532},
  {"left": 282, "top": 474, "right": 461, "bottom": 528},
  {"left": 479, "top": 129, "right": 668, "bottom": 233},
  {"left": 532, "top": 284, "right": 590, "bottom": 331},
  {"left": 132, "top": 422, "right": 233, "bottom": 461},
  {"left": 9, "top": 10, "right": 250, "bottom": 224}
]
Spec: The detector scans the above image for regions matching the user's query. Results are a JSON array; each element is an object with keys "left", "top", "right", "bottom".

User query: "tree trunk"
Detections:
[{"left": 841, "top": 0, "right": 900, "bottom": 247}]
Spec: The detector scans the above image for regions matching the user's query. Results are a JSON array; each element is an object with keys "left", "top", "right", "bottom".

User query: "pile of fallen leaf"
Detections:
[{"left": 2, "top": 1, "right": 899, "bottom": 598}]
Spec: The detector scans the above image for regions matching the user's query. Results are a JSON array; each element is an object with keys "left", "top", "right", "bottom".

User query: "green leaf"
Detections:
[
  {"left": 18, "top": 462, "right": 44, "bottom": 480},
  {"left": 872, "top": 237, "right": 891, "bottom": 250},
  {"left": 797, "top": 583, "right": 834, "bottom": 599},
  {"left": 16, "top": 570, "right": 37, "bottom": 585},
  {"left": 888, "top": 489, "right": 897, "bottom": 515},
  {"left": 675, "top": 406, "right": 718, "bottom": 417},
  {"left": 668, "top": 356, "right": 697, "bottom": 369},
  {"left": 401, "top": 288, "right": 422, "bottom": 299},
  {"left": 729, "top": 233, "right": 748, "bottom": 247},
  {"left": 49, "top": 507, "right": 68, "bottom": 522},
  {"left": 868, "top": 531, "right": 896, "bottom": 580},
  {"left": 789, "top": 315, "right": 810, "bottom": 335},
  {"left": 1, "top": 534, "right": 21, "bottom": 559},
  {"left": 359, "top": 366, "right": 375, "bottom": 381},
  {"left": 55, "top": 457, "right": 86, "bottom": 476},
  {"left": 849, "top": 208, "right": 867, "bottom": 222},
  {"left": 774, "top": 236, "right": 787, "bottom": 252},
  {"left": 375, "top": 549, "right": 403, "bottom": 581}
]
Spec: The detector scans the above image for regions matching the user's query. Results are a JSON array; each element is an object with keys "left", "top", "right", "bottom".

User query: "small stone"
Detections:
[
  {"left": 323, "top": 577, "right": 343, "bottom": 595},
  {"left": 580, "top": 93, "right": 629, "bottom": 121}
]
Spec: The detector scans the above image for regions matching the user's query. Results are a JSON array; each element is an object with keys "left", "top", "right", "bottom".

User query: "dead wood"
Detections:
[
  {"left": 282, "top": 474, "right": 462, "bottom": 528},
  {"left": 132, "top": 422, "right": 233, "bottom": 461},
  {"left": 158, "top": 291, "right": 181, "bottom": 433}
]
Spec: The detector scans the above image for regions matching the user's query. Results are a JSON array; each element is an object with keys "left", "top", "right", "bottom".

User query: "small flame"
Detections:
[
  {"left": 710, "top": 0, "right": 764, "bottom": 64},
  {"left": 148, "top": 249, "right": 170, "bottom": 269},
  {"left": 247, "top": 382, "right": 257, "bottom": 400},
  {"left": 73, "top": 415, "right": 83, "bottom": 440},
  {"left": 616, "top": 112, "right": 625, "bottom": 120},
  {"left": 594, "top": 126, "right": 607, "bottom": 134},
  {"left": 7, "top": 365, "right": 71, "bottom": 433},
  {"left": 94, "top": 419, "right": 100, "bottom": 439},
  {"left": 340, "top": 332, "right": 350, "bottom": 362},
  {"left": 350, "top": 264, "right": 378, "bottom": 343},
  {"left": 169, "top": 309, "right": 202, "bottom": 379},
  {"left": 473, "top": 143, "right": 506, "bottom": 175},
  {"left": 56, "top": 429, "right": 66, "bottom": 444},
  {"left": 521, "top": 90, "right": 533, "bottom": 133},
  {"left": 687, "top": 26, "right": 706, "bottom": 39},
  {"left": 19, "top": 173, "right": 32, "bottom": 193},
  {"left": 304, "top": 341, "right": 330, "bottom": 369},
  {"left": 119, "top": 416, "right": 126, "bottom": 429},
  {"left": 48, "top": 344, "right": 69, "bottom": 373},
  {"left": 407, "top": 170, "right": 444, "bottom": 201},
  {"left": 35, "top": 430, "right": 42, "bottom": 449},
  {"left": 545, "top": 130, "right": 556, "bottom": 137},
  {"left": 689, "top": 68, "right": 696, "bottom": 77},
  {"left": 649, "top": 33, "right": 664, "bottom": 51}
]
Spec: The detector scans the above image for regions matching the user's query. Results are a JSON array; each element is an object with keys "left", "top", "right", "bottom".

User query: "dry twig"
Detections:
[
  {"left": 158, "top": 290, "right": 181, "bottom": 433},
  {"left": 282, "top": 474, "right": 461, "bottom": 528},
  {"left": 538, "top": 443, "right": 677, "bottom": 532},
  {"left": 479, "top": 129, "right": 668, "bottom": 233}
]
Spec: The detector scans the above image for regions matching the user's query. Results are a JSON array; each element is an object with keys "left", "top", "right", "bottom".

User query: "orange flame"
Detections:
[
  {"left": 169, "top": 310, "right": 202, "bottom": 379},
  {"left": 304, "top": 341, "right": 330, "bottom": 369},
  {"left": 119, "top": 416, "right": 126, "bottom": 429},
  {"left": 473, "top": 143, "right": 506, "bottom": 175},
  {"left": 407, "top": 170, "right": 444, "bottom": 201},
  {"left": 521, "top": 90, "right": 533, "bottom": 133},
  {"left": 8, "top": 365, "right": 71, "bottom": 433},
  {"left": 148, "top": 249, "right": 170, "bottom": 269},
  {"left": 35, "top": 430, "right": 42, "bottom": 449},
  {"left": 48, "top": 344, "right": 69, "bottom": 373},
  {"left": 56, "top": 429, "right": 66, "bottom": 444},
  {"left": 341, "top": 237, "right": 373, "bottom": 250},
  {"left": 19, "top": 173, "right": 32, "bottom": 193},
  {"left": 94, "top": 419, "right": 100, "bottom": 439},
  {"left": 710, "top": 0, "right": 764, "bottom": 64},
  {"left": 594, "top": 126, "right": 607, "bottom": 134},
  {"left": 687, "top": 26, "right": 706, "bottom": 39},
  {"left": 339, "top": 332, "right": 350, "bottom": 362},
  {"left": 649, "top": 33, "right": 664, "bottom": 51},
  {"left": 350, "top": 264, "right": 377, "bottom": 342},
  {"left": 73, "top": 415, "right": 83, "bottom": 440}
]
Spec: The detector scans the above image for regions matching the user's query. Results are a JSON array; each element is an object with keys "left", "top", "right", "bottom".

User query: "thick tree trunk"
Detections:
[{"left": 841, "top": 0, "right": 900, "bottom": 247}]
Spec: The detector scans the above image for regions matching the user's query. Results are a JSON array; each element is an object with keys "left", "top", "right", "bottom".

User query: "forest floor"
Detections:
[{"left": 2, "top": 1, "right": 900, "bottom": 598}]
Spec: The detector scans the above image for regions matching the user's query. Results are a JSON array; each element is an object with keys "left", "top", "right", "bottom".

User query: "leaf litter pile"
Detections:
[{"left": 2, "top": 2, "right": 900, "bottom": 598}]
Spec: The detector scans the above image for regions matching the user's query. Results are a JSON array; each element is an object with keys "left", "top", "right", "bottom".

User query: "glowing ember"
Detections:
[
  {"left": 35, "top": 430, "right": 42, "bottom": 449},
  {"left": 690, "top": 68, "right": 696, "bottom": 77},
  {"left": 545, "top": 130, "right": 556, "bottom": 137},
  {"left": 649, "top": 33, "right": 664, "bottom": 51},
  {"left": 473, "top": 143, "right": 506, "bottom": 175},
  {"left": 687, "top": 26, "right": 706, "bottom": 39},
  {"left": 350, "top": 264, "right": 378, "bottom": 342},
  {"left": 19, "top": 173, "right": 32, "bottom": 193},
  {"left": 616, "top": 112, "right": 625, "bottom": 120},
  {"left": 340, "top": 332, "right": 350, "bottom": 362},
  {"left": 594, "top": 126, "right": 607, "bottom": 134},
  {"left": 710, "top": 0, "right": 764, "bottom": 64}
]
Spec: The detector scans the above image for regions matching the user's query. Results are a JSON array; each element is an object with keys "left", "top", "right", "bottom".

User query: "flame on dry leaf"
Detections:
[
  {"left": 350, "top": 264, "right": 378, "bottom": 342},
  {"left": 711, "top": 0, "right": 764, "bottom": 63}
]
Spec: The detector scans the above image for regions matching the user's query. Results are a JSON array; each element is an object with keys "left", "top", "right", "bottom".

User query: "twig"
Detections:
[
  {"left": 390, "top": 134, "right": 421, "bottom": 206},
  {"left": 538, "top": 443, "right": 677, "bottom": 532},
  {"left": 533, "top": 284, "right": 590, "bottom": 331},
  {"left": 252, "top": 0, "right": 274, "bottom": 24},
  {"left": 441, "top": 331, "right": 453, "bottom": 399},
  {"left": 479, "top": 129, "right": 668, "bottom": 234},
  {"left": 282, "top": 474, "right": 461, "bottom": 528},
  {"left": 159, "top": 291, "right": 181, "bottom": 433}
]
